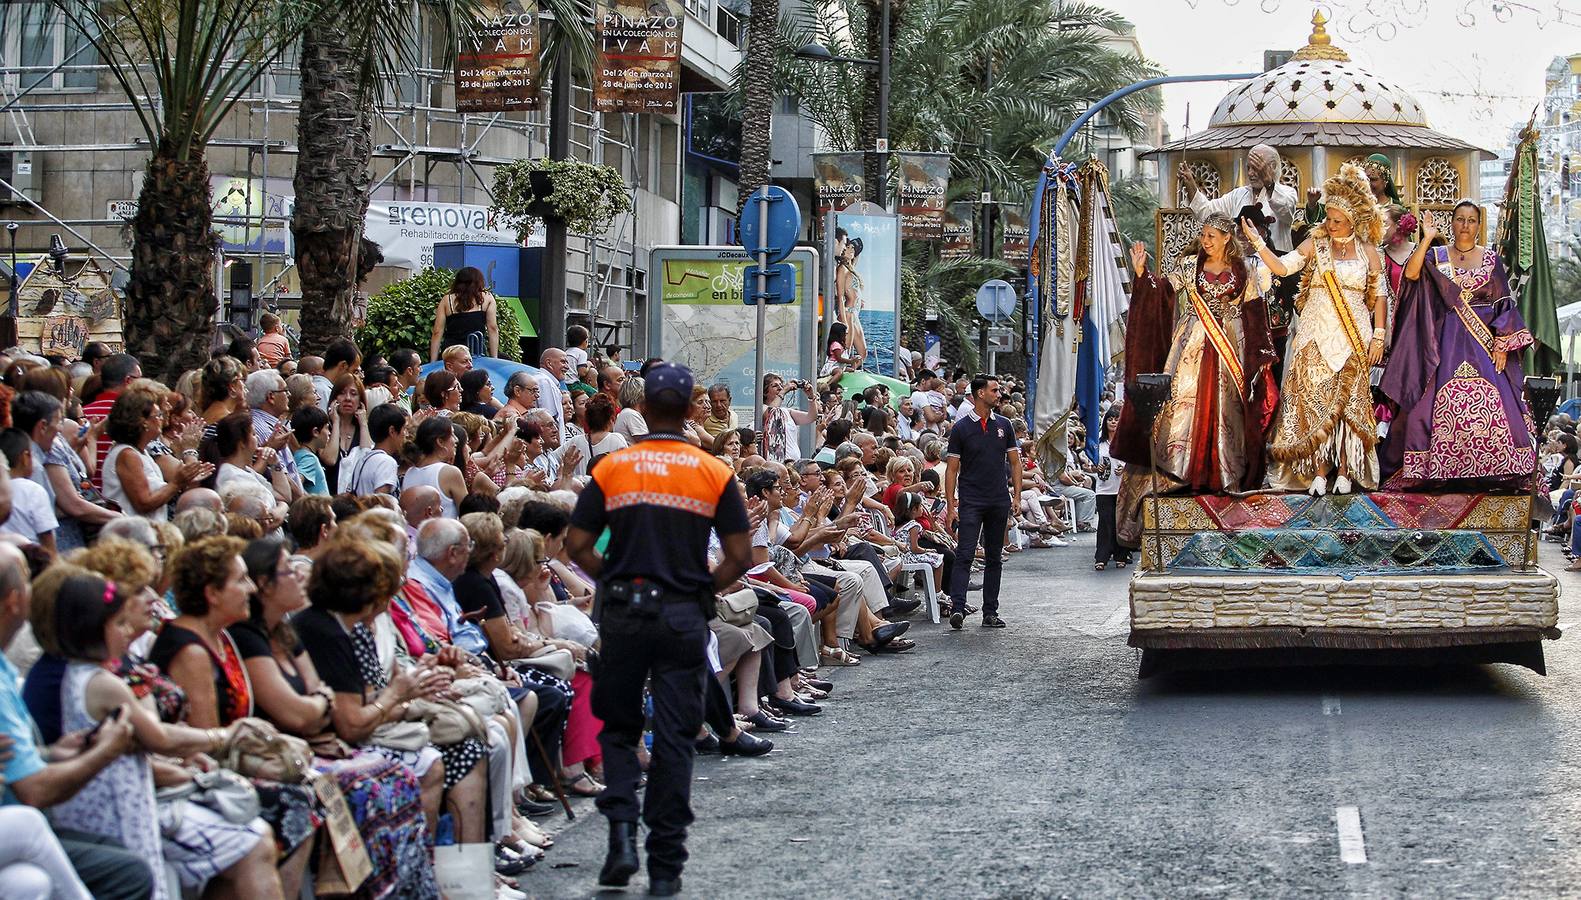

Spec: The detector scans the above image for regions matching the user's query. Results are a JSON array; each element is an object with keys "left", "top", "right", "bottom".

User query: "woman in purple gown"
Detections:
[{"left": 1380, "top": 199, "right": 1536, "bottom": 486}]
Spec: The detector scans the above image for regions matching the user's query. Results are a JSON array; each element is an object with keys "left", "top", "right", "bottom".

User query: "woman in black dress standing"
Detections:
[{"left": 429, "top": 266, "right": 499, "bottom": 361}]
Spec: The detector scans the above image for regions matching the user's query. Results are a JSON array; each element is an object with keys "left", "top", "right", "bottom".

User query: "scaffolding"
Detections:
[{"left": 0, "top": 2, "right": 662, "bottom": 352}]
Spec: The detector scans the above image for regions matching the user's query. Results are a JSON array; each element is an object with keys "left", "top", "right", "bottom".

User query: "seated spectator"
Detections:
[
  {"left": 254, "top": 313, "right": 292, "bottom": 367},
  {"left": 405, "top": 418, "right": 467, "bottom": 517},
  {"left": 295, "top": 536, "right": 489, "bottom": 843},
  {"left": 460, "top": 369, "right": 499, "bottom": 419},
  {"left": 29, "top": 563, "right": 283, "bottom": 899},
  {"left": 232, "top": 534, "right": 439, "bottom": 896},
  {"left": 105, "top": 386, "right": 210, "bottom": 522}
]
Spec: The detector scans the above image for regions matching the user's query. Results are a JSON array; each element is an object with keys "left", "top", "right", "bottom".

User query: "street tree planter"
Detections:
[{"left": 490, "top": 158, "right": 632, "bottom": 242}]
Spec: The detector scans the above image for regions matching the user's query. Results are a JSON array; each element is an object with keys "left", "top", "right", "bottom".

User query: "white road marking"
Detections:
[
  {"left": 1336, "top": 806, "right": 1368, "bottom": 864},
  {"left": 1322, "top": 696, "right": 1342, "bottom": 716}
]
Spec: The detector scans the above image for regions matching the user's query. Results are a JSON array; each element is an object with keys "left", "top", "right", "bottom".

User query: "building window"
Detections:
[
  {"left": 685, "top": 0, "right": 711, "bottom": 22},
  {"left": 6, "top": 2, "right": 97, "bottom": 92},
  {"left": 715, "top": 6, "right": 741, "bottom": 46}
]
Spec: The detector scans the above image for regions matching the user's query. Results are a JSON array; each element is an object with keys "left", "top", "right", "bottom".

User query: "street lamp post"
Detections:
[
  {"left": 5, "top": 223, "right": 16, "bottom": 318},
  {"left": 796, "top": 0, "right": 890, "bottom": 204}
]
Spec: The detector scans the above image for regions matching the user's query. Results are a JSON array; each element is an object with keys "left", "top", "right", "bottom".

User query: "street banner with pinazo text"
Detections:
[
  {"left": 594, "top": 0, "right": 684, "bottom": 113},
  {"left": 896, "top": 152, "right": 949, "bottom": 240},
  {"left": 812, "top": 152, "right": 866, "bottom": 217},
  {"left": 1002, "top": 208, "right": 1031, "bottom": 268},
  {"left": 940, "top": 202, "right": 974, "bottom": 260},
  {"left": 456, "top": 0, "right": 540, "bottom": 112}
]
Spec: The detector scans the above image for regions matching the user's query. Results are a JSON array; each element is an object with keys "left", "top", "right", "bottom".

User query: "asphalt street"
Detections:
[{"left": 527, "top": 535, "right": 1581, "bottom": 899}]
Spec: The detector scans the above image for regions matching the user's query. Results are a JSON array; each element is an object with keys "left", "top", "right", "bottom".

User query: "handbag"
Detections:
[
  {"left": 222, "top": 718, "right": 312, "bottom": 783},
  {"left": 307, "top": 731, "right": 356, "bottom": 760},
  {"left": 514, "top": 646, "right": 575, "bottom": 682},
  {"left": 156, "top": 768, "right": 261, "bottom": 825},
  {"left": 369, "top": 719, "right": 431, "bottom": 752},
  {"left": 715, "top": 587, "right": 759, "bottom": 627},
  {"left": 450, "top": 675, "right": 512, "bottom": 719},
  {"left": 406, "top": 697, "right": 488, "bottom": 745}
]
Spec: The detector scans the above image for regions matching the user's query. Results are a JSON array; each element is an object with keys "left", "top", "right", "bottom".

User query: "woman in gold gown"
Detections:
[{"left": 1244, "top": 163, "right": 1388, "bottom": 495}]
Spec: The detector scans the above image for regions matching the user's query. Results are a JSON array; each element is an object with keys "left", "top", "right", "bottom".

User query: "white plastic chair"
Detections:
[
  {"left": 1052, "top": 495, "right": 1077, "bottom": 532},
  {"left": 900, "top": 559, "right": 941, "bottom": 624}
]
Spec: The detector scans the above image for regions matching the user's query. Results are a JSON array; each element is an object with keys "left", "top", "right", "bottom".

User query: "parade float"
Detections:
[{"left": 1027, "top": 12, "right": 1562, "bottom": 677}]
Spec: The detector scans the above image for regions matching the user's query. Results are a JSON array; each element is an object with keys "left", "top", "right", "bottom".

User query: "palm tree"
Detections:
[
  {"left": 736, "top": 0, "right": 778, "bottom": 204},
  {"left": 291, "top": 0, "right": 594, "bottom": 354},
  {"left": 774, "top": 0, "right": 1157, "bottom": 343},
  {"left": 54, "top": 0, "right": 316, "bottom": 379}
]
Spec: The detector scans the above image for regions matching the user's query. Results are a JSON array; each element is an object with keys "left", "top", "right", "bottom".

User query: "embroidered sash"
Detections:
[
  {"left": 1434, "top": 246, "right": 1496, "bottom": 361},
  {"left": 1184, "top": 272, "right": 1246, "bottom": 395},
  {"left": 1317, "top": 243, "right": 1366, "bottom": 357}
]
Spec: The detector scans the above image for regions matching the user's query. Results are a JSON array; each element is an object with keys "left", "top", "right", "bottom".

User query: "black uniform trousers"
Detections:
[
  {"left": 592, "top": 597, "right": 710, "bottom": 880},
  {"left": 948, "top": 499, "right": 1011, "bottom": 617}
]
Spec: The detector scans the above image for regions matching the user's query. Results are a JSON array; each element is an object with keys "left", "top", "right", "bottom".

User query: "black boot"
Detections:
[{"left": 599, "top": 821, "right": 640, "bottom": 887}]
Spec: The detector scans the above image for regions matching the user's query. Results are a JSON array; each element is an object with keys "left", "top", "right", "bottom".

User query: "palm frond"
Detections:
[{"left": 54, "top": 0, "right": 317, "bottom": 156}]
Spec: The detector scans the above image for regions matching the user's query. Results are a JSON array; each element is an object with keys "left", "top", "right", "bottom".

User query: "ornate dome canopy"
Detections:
[
  {"left": 1207, "top": 11, "right": 1428, "bottom": 130},
  {"left": 1143, "top": 9, "right": 1490, "bottom": 159}
]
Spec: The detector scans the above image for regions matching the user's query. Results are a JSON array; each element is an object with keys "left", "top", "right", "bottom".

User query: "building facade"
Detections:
[{"left": 0, "top": 0, "right": 776, "bottom": 356}]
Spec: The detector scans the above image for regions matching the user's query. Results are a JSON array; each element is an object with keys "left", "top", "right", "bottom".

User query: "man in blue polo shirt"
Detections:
[{"left": 944, "top": 374, "right": 1023, "bottom": 630}]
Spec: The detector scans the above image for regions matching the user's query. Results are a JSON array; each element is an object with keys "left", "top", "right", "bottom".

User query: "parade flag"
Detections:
[
  {"left": 939, "top": 202, "right": 974, "bottom": 260},
  {"left": 1086, "top": 176, "right": 1130, "bottom": 369},
  {"left": 813, "top": 153, "right": 865, "bottom": 216},
  {"left": 593, "top": 0, "right": 684, "bottom": 114},
  {"left": 456, "top": 0, "right": 540, "bottom": 112},
  {"left": 895, "top": 152, "right": 949, "bottom": 240},
  {"left": 1500, "top": 117, "right": 1564, "bottom": 375}
]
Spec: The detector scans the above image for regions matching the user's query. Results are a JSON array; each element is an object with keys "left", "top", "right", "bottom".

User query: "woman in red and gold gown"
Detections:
[{"left": 1110, "top": 213, "right": 1280, "bottom": 542}]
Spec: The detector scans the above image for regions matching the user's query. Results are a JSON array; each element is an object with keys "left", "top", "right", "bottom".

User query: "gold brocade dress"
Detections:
[{"left": 1266, "top": 237, "right": 1381, "bottom": 491}]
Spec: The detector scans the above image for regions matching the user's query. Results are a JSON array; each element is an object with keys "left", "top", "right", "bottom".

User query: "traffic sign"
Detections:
[
  {"left": 975, "top": 278, "right": 1017, "bottom": 322},
  {"left": 742, "top": 262, "right": 797, "bottom": 305},
  {"left": 738, "top": 185, "right": 801, "bottom": 265}
]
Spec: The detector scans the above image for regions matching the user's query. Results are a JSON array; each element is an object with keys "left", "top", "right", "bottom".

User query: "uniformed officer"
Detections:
[
  {"left": 566, "top": 362, "right": 752, "bottom": 897},
  {"left": 943, "top": 374, "right": 1023, "bottom": 630}
]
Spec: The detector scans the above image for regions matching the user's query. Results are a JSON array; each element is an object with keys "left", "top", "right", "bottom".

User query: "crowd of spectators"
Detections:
[{"left": 0, "top": 328, "right": 1098, "bottom": 898}]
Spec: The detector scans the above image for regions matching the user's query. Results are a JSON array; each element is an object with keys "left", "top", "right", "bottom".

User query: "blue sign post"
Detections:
[
  {"left": 976, "top": 278, "right": 1018, "bottom": 375},
  {"left": 739, "top": 185, "right": 803, "bottom": 428}
]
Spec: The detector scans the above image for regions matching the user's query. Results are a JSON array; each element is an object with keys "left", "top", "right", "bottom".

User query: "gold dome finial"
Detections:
[{"left": 1290, "top": 8, "right": 1351, "bottom": 62}]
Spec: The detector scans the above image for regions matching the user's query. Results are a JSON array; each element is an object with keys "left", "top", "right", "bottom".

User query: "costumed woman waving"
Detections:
[
  {"left": 1378, "top": 200, "right": 1536, "bottom": 486},
  {"left": 1245, "top": 163, "right": 1387, "bottom": 495},
  {"left": 1114, "top": 213, "right": 1279, "bottom": 494}
]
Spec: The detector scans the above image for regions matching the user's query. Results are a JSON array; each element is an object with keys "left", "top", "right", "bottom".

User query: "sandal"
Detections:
[
  {"left": 1094, "top": 562, "right": 1106, "bottom": 571},
  {"left": 819, "top": 646, "right": 860, "bottom": 666},
  {"left": 1116, "top": 559, "right": 1129, "bottom": 569},
  {"left": 559, "top": 772, "right": 603, "bottom": 797}
]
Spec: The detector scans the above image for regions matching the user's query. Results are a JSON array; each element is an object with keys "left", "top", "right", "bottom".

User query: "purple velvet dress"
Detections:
[{"left": 1380, "top": 245, "right": 1535, "bottom": 485}]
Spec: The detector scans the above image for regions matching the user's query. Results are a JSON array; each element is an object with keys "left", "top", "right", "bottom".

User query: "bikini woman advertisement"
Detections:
[{"left": 828, "top": 207, "right": 901, "bottom": 377}]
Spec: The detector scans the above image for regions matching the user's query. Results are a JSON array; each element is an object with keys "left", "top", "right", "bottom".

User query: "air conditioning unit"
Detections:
[{"left": 0, "top": 146, "right": 41, "bottom": 206}]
